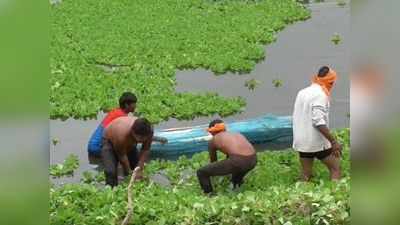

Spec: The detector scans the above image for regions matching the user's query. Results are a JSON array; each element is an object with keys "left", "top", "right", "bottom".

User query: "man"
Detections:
[
  {"left": 102, "top": 116, "right": 154, "bottom": 187},
  {"left": 87, "top": 91, "right": 137, "bottom": 156},
  {"left": 292, "top": 66, "right": 342, "bottom": 181},
  {"left": 197, "top": 119, "right": 257, "bottom": 194}
]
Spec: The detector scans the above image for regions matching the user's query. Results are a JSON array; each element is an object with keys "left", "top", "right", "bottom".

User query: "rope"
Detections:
[{"left": 120, "top": 167, "right": 141, "bottom": 225}]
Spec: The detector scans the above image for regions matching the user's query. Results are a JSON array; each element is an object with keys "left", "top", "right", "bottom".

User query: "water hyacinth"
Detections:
[
  {"left": 51, "top": 0, "right": 310, "bottom": 122},
  {"left": 50, "top": 129, "right": 350, "bottom": 225}
]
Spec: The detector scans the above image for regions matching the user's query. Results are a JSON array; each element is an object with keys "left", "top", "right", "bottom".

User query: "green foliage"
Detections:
[
  {"left": 52, "top": 138, "right": 60, "bottom": 146},
  {"left": 331, "top": 33, "right": 342, "bottom": 45},
  {"left": 81, "top": 171, "right": 95, "bottom": 184},
  {"left": 81, "top": 171, "right": 106, "bottom": 184},
  {"left": 272, "top": 78, "right": 283, "bottom": 88},
  {"left": 337, "top": 0, "right": 346, "bottom": 7},
  {"left": 51, "top": 0, "right": 310, "bottom": 122},
  {"left": 244, "top": 78, "right": 261, "bottom": 90},
  {"left": 50, "top": 154, "right": 80, "bottom": 177},
  {"left": 50, "top": 129, "right": 350, "bottom": 225}
]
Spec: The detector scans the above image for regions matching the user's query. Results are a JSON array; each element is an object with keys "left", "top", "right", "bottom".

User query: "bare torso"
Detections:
[
  {"left": 104, "top": 116, "right": 137, "bottom": 155},
  {"left": 211, "top": 132, "right": 255, "bottom": 156}
]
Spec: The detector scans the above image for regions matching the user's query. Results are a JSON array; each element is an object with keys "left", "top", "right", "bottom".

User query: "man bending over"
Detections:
[
  {"left": 102, "top": 116, "right": 155, "bottom": 187},
  {"left": 197, "top": 119, "right": 257, "bottom": 194}
]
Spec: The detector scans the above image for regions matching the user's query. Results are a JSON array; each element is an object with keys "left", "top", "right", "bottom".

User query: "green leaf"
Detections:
[{"left": 51, "top": 0, "right": 310, "bottom": 121}]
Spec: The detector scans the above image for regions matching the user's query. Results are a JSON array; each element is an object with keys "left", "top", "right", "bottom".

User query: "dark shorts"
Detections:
[
  {"left": 196, "top": 154, "right": 257, "bottom": 193},
  {"left": 299, "top": 148, "right": 332, "bottom": 160},
  {"left": 101, "top": 138, "right": 139, "bottom": 187}
]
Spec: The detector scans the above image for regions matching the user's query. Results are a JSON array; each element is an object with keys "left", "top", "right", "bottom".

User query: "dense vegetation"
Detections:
[
  {"left": 50, "top": 129, "right": 349, "bottom": 225},
  {"left": 50, "top": 0, "right": 310, "bottom": 121},
  {"left": 50, "top": 154, "right": 79, "bottom": 177}
]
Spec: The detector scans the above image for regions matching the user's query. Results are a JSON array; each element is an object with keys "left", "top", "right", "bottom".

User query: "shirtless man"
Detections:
[
  {"left": 102, "top": 116, "right": 157, "bottom": 187},
  {"left": 196, "top": 119, "right": 257, "bottom": 194}
]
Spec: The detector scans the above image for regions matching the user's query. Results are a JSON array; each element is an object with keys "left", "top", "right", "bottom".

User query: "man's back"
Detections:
[
  {"left": 102, "top": 108, "right": 127, "bottom": 127},
  {"left": 87, "top": 108, "right": 128, "bottom": 155},
  {"left": 213, "top": 132, "right": 255, "bottom": 156},
  {"left": 292, "top": 84, "right": 330, "bottom": 152},
  {"left": 104, "top": 116, "right": 137, "bottom": 152}
]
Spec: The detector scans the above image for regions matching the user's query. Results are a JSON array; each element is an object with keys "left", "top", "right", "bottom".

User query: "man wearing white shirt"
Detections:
[{"left": 292, "top": 66, "right": 342, "bottom": 181}]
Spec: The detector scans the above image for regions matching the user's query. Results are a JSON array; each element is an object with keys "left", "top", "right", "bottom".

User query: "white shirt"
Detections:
[{"left": 292, "top": 83, "right": 331, "bottom": 152}]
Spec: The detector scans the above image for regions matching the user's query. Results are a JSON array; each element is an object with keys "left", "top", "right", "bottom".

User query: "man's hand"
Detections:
[
  {"left": 159, "top": 137, "right": 168, "bottom": 145},
  {"left": 316, "top": 125, "right": 342, "bottom": 158},
  {"left": 208, "top": 140, "right": 217, "bottom": 163},
  {"left": 331, "top": 141, "right": 342, "bottom": 158},
  {"left": 153, "top": 136, "right": 168, "bottom": 145},
  {"left": 134, "top": 168, "right": 144, "bottom": 181},
  {"left": 120, "top": 155, "right": 132, "bottom": 176}
]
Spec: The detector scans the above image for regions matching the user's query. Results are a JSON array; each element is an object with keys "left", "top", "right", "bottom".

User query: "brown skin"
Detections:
[
  {"left": 104, "top": 116, "right": 152, "bottom": 180},
  {"left": 300, "top": 125, "right": 342, "bottom": 181},
  {"left": 152, "top": 136, "right": 168, "bottom": 145},
  {"left": 130, "top": 132, "right": 152, "bottom": 180},
  {"left": 316, "top": 125, "right": 342, "bottom": 158},
  {"left": 300, "top": 154, "right": 341, "bottom": 181},
  {"left": 208, "top": 131, "right": 255, "bottom": 162}
]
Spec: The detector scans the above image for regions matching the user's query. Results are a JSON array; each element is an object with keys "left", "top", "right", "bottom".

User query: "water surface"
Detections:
[{"left": 50, "top": 2, "right": 350, "bottom": 183}]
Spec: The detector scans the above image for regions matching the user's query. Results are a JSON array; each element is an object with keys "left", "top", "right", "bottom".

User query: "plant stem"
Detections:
[{"left": 121, "top": 167, "right": 140, "bottom": 225}]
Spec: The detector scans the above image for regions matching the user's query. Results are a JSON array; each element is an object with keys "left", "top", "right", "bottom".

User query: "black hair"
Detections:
[
  {"left": 119, "top": 92, "right": 137, "bottom": 109},
  {"left": 132, "top": 118, "right": 153, "bottom": 136},
  {"left": 209, "top": 119, "right": 224, "bottom": 128},
  {"left": 318, "top": 66, "right": 330, "bottom": 77}
]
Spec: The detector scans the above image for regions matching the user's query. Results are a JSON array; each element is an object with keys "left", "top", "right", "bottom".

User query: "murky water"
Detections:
[{"left": 50, "top": 2, "right": 350, "bottom": 183}]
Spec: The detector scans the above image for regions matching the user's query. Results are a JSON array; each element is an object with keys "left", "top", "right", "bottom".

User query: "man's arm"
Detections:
[
  {"left": 208, "top": 140, "right": 217, "bottom": 163},
  {"left": 118, "top": 153, "right": 132, "bottom": 176},
  {"left": 138, "top": 138, "right": 152, "bottom": 171},
  {"left": 311, "top": 98, "right": 342, "bottom": 157},
  {"left": 316, "top": 125, "right": 342, "bottom": 157},
  {"left": 316, "top": 125, "right": 336, "bottom": 144},
  {"left": 152, "top": 136, "right": 168, "bottom": 145}
]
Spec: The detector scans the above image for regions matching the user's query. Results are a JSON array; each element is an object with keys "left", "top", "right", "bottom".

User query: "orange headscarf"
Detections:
[
  {"left": 312, "top": 68, "right": 338, "bottom": 96},
  {"left": 207, "top": 123, "right": 226, "bottom": 135}
]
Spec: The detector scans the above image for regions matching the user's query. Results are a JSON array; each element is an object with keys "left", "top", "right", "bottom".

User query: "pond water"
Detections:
[{"left": 50, "top": 1, "right": 349, "bottom": 183}]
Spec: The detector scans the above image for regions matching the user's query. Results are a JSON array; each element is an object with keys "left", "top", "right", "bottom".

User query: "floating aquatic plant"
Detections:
[{"left": 51, "top": 0, "right": 311, "bottom": 122}]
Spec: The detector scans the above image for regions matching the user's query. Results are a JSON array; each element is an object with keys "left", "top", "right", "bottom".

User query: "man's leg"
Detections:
[
  {"left": 231, "top": 171, "right": 246, "bottom": 188},
  {"left": 101, "top": 139, "right": 118, "bottom": 187},
  {"left": 127, "top": 145, "right": 139, "bottom": 170},
  {"left": 320, "top": 154, "right": 341, "bottom": 180},
  {"left": 196, "top": 159, "right": 235, "bottom": 193},
  {"left": 299, "top": 154, "right": 314, "bottom": 181},
  {"left": 231, "top": 155, "right": 257, "bottom": 188}
]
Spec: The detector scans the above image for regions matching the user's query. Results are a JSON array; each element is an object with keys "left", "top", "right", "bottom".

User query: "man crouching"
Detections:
[{"left": 197, "top": 119, "right": 257, "bottom": 194}]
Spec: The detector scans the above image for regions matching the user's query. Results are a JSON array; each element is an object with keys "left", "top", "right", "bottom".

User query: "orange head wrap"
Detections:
[
  {"left": 312, "top": 68, "right": 338, "bottom": 96},
  {"left": 207, "top": 123, "right": 226, "bottom": 135}
]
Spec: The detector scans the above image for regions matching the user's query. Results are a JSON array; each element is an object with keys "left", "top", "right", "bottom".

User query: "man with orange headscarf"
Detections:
[
  {"left": 196, "top": 119, "right": 257, "bottom": 194},
  {"left": 292, "top": 66, "right": 342, "bottom": 181}
]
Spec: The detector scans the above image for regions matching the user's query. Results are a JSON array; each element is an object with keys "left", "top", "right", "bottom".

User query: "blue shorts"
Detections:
[{"left": 87, "top": 125, "right": 104, "bottom": 155}]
